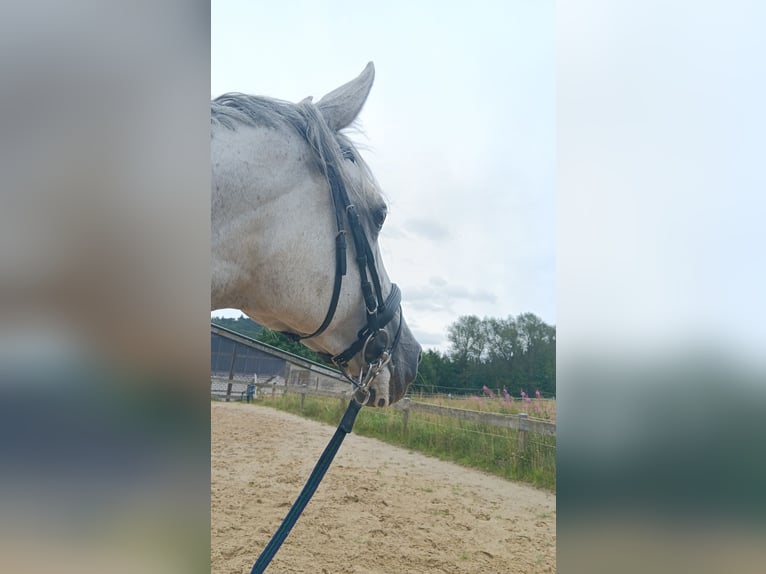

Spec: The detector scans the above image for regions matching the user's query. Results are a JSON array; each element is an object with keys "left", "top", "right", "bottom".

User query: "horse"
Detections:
[{"left": 211, "top": 62, "right": 421, "bottom": 407}]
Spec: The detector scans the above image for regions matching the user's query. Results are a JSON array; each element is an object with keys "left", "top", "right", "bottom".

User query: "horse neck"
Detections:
[{"left": 210, "top": 125, "right": 342, "bottom": 320}]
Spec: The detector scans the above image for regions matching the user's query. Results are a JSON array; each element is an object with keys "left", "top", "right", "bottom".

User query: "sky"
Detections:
[{"left": 211, "top": 0, "right": 555, "bottom": 351}]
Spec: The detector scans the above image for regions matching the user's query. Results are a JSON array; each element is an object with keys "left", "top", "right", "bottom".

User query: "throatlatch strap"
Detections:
[{"left": 250, "top": 400, "right": 362, "bottom": 574}]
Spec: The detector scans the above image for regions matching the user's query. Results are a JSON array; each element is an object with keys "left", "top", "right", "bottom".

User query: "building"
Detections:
[{"left": 211, "top": 323, "right": 349, "bottom": 400}]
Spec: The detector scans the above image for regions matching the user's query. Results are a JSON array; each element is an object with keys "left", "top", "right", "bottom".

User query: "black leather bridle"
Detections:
[
  {"left": 250, "top": 108, "right": 406, "bottom": 574},
  {"left": 282, "top": 146, "right": 403, "bottom": 400}
]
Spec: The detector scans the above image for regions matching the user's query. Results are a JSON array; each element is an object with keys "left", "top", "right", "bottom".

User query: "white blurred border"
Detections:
[
  {"left": 558, "top": 2, "right": 766, "bottom": 573},
  {"left": 0, "top": 2, "right": 210, "bottom": 573}
]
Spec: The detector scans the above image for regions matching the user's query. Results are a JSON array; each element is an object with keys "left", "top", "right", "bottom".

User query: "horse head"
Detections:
[{"left": 211, "top": 63, "right": 421, "bottom": 406}]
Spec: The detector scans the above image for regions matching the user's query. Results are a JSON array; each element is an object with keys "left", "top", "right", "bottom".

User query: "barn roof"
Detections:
[{"left": 211, "top": 323, "right": 345, "bottom": 380}]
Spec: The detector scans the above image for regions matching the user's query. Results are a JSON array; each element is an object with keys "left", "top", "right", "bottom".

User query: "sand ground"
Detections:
[{"left": 212, "top": 402, "right": 555, "bottom": 573}]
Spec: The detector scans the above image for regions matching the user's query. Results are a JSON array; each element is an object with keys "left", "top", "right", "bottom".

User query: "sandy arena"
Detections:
[{"left": 212, "top": 402, "right": 556, "bottom": 573}]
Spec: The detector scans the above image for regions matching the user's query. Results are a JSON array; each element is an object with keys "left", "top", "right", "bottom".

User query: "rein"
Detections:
[
  {"left": 281, "top": 143, "right": 403, "bottom": 392},
  {"left": 252, "top": 114, "right": 403, "bottom": 572},
  {"left": 250, "top": 398, "right": 363, "bottom": 574}
]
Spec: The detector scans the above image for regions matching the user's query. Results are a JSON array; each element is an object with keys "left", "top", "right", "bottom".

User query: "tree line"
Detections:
[
  {"left": 212, "top": 312, "right": 555, "bottom": 397},
  {"left": 416, "top": 313, "right": 556, "bottom": 398}
]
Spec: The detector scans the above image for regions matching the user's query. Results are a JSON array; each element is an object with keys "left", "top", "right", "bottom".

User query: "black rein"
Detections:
[{"left": 253, "top": 127, "right": 403, "bottom": 573}]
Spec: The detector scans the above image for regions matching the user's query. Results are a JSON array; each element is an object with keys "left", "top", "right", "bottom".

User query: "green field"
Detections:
[{"left": 258, "top": 393, "right": 556, "bottom": 491}]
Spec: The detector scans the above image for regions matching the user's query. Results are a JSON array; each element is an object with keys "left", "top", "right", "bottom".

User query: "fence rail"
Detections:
[
  {"left": 396, "top": 400, "right": 556, "bottom": 436},
  {"left": 212, "top": 377, "right": 556, "bottom": 441}
]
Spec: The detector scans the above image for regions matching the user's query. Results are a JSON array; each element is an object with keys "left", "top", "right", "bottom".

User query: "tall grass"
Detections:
[
  {"left": 258, "top": 394, "right": 556, "bottom": 491},
  {"left": 411, "top": 393, "right": 557, "bottom": 422}
]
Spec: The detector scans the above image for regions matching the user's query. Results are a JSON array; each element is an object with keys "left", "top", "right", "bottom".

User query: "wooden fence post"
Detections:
[
  {"left": 300, "top": 391, "right": 306, "bottom": 409},
  {"left": 518, "top": 413, "right": 528, "bottom": 452},
  {"left": 272, "top": 384, "right": 276, "bottom": 399},
  {"left": 226, "top": 346, "right": 238, "bottom": 402},
  {"left": 402, "top": 397, "right": 411, "bottom": 433}
]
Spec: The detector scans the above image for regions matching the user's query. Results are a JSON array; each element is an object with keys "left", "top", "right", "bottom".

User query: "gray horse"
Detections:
[{"left": 211, "top": 63, "right": 420, "bottom": 406}]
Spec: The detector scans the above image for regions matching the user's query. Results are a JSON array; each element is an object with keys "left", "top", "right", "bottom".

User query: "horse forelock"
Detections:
[{"left": 211, "top": 93, "right": 385, "bottom": 231}]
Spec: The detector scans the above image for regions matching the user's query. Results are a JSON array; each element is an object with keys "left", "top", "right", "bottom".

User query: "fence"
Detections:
[
  {"left": 210, "top": 376, "right": 286, "bottom": 401},
  {"left": 212, "top": 377, "right": 556, "bottom": 449},
  {"left": 395, "top": 398, "right": 555, "bottom": 453},
  {"left": 279, "top": 384, "right": 556, "bottom": 488}
]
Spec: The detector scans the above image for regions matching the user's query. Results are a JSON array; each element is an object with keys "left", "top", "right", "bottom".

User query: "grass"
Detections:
[
  {"left": 411, "top": 393, "right": 557, "bottom": 422},
  {"left": 256, "top": 393, "right": 556, "bottom": 491}
]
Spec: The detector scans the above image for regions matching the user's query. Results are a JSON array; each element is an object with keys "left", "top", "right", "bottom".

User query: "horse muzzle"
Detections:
[{"left": 363, "top": 322, "right": 420, "bottom": 407}]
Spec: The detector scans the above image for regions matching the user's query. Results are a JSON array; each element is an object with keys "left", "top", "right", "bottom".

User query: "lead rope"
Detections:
[
  {"left": 250, "top": 396, "right": 364, "bottom": 574},
  {"left": 250, "top": 341, "right": 394, "bottom": 574},
  {"left": 255, "top": 102, "right": 398, "bottom": 571}
]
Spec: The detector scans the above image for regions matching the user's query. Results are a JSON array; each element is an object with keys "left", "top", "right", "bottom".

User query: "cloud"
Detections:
[
  {"left": 429, "top": 275, "right": 447, "bottom": 287},
  {"left": 411, "top": 329, "right": 446, "bottom": 347},
  {"left": 380, "top": 224, "right": 408, "bottom": 240},
  {"left": 407, "top": 299, "right": 451, "bottom": 313},
  {"left": 443, "top": 285, "right": 497, "bottom": 304},
  {"left": 405, "top": 280, "right": 498, "bottom": 315},
  {"left": 404, "top": 217, "right": 451, "bottom": 241}
]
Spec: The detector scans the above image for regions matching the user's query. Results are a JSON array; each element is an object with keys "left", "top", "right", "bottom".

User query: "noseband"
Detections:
[
  {"left": 250, "top": 101, "right": 405, "bottom": 574},
  {"left": 282, "top": 147, "right": 402, "bottom": 399}
]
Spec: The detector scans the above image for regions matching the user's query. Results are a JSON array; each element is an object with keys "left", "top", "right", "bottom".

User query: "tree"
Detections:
[
  {"left": 485, "top": 316, "right": 520, "bottom": 364},
  {"left": 514, "top": 313, "right": 556, "bottom": 395},
  {"left": 447, "top": 315, "right": 487, "bottom": 365},
  {"left": 254, "top": 327, "right": 326, "bottom": 364},
  {"left": 443, "top": 313, "right": 556, "bottom": 397},
  {"left": 413, "top": 349, "right": 441, "bottom": 394},
  {"left": 211, "top": 315, "right": 263, "bottom": 339},
  {"left": 212, "top": 311, "right": 556, "bottom": 397}
]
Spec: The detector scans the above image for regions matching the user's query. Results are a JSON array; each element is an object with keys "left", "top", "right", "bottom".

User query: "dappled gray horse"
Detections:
[{"left": 211, "top": 63, "right": 420, "bottom": 406}]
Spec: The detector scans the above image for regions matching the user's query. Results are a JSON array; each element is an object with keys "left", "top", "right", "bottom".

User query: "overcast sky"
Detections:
[{"left": 211, "top": 1, "right": 555, "bottom": 351}]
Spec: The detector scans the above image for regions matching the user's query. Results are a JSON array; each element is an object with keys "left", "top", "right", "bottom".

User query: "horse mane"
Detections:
[{"left": 211, "top": 93, "right": 385, "bottom": 228}]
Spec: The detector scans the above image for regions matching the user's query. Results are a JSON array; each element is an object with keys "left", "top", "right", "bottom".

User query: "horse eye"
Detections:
[
  {"left": 373, "top": 208, "right": 387, "bottom": 230},
  {"left": 341, "top": 147, "right": 355, "bottom": 163}
]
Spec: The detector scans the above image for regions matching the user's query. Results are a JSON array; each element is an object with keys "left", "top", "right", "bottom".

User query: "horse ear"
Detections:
[{"left": 316, "top": 62, "right": 375, "bottom": 131}]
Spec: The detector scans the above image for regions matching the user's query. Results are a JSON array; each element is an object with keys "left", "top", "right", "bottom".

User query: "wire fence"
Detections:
[{"left": 219, "top": 380, "right": 558, "bottom": 490}]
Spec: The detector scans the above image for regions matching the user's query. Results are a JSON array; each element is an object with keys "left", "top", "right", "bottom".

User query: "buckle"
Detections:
[{"left": 352, "top": 386, "right": 370, "bottom": 406}]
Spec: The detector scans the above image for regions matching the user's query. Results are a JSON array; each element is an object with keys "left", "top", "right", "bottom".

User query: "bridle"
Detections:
[
  {"left": 281, "top": 140, "right": 403, "bottom": 404},
  {"left": 250, "top": 107, "right": 405, "bottom": 574}
]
